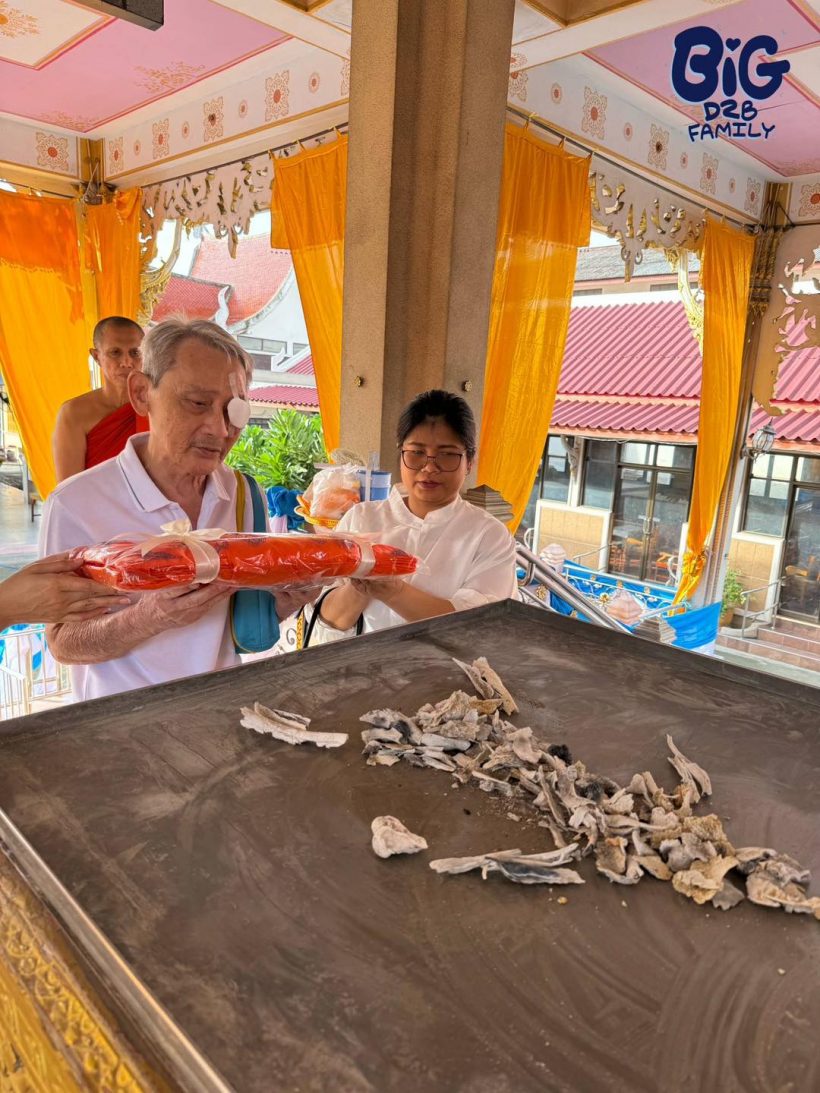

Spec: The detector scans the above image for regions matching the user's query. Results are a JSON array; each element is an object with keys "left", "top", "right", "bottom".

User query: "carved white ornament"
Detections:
[
  {"left": 141, "top": 152, "right": 272, "bottom": 258},
  {"left": 589, "top": 162, "right": 704, "bottom": 280}
]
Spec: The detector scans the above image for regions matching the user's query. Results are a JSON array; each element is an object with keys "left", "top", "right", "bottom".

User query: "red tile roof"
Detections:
[
  {"left": 250, "top": 384, "right": 319, "bottom": 409},
  {"left": 551, "top": 298, "right": 820, "bottom": 447},
  {"left": 775, "top": 346, "right": 820, "bottom": 404},
  {"left": 191, "top": 234, "right": 293, "bottom": 325},
  {"left": 559, "top": 300, "right": 702, "bottom": 397},
  {"left": 284, "top": 352, "right": 314, "bottom": 376},
  {"left": 152, "top": 273, "right": 229, "bottom": 323},
  {"left": 551, "top": 400, "right": 820, "bottom": 444}
]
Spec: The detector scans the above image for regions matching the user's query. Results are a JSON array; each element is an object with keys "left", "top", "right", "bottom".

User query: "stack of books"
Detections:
[{"left": 461, "top": 484, "right": 514, "bottom": 524}]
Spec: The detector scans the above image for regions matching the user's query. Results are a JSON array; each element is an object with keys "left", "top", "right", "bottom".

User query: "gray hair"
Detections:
[{"left": 142, "top": 319, "right": 252, "bottom": 386}]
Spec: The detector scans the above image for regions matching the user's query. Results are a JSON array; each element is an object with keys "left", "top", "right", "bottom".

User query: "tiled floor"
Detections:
[{"left": 0, "top": 483, "right": 39, "bottom": 580}]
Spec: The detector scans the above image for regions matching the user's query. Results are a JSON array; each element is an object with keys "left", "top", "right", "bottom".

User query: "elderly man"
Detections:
[
  {"left": 53, "top": 316, "right": 145, "bottom": 482},
  {"left": 40, "top": 318, "right": 299, "bottom": 701}
]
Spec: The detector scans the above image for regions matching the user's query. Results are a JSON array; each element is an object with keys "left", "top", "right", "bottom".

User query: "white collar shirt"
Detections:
[
  {"left": 39, "top": 435, "right": 267, "bottom": 702},
  {"left": 334, "top": 487, "right": 517, "bottom": 634}
]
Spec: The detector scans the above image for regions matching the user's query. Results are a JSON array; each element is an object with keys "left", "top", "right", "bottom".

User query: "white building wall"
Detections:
[{"left": 238, "top": 270, "right": 309, "bottom": 356}]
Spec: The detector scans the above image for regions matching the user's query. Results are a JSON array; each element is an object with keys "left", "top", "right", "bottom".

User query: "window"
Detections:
[
  {"left": 520, "top": 435, "right": 572, "bottom": 531},
  {"left": 742, "top": 454, "right": 820, "bottom": 537},
  {"left": 742, "top": 454, "right": 794, "bottom": 536},
  {"left": 292, "top": 342, "right": 309, "bottom": 353},
  {"left": 541, "top": 436, "right": 571, "bottom": 502},
  {"left": 581, "top": 439, "right": 617, "bottom": 509}
]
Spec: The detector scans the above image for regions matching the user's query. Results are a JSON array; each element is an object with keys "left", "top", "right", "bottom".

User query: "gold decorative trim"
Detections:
[
  {"left": 139, "top": 218, "right": 182, "bottom": 325},
  {"left": 0, "top": 157, "right": 80, "bottom": 192},
  {"left": 506, "top": 105, "right": 758, "bottom": 225},
  {"left": 106, "top": 99, "right": 348, "bottom": 182},
  {"left": 666, "top": 247, "right": 704, "bottom": 349},
  {"left": 0, "top": 852, "right": 164, "bottom": 1093}
]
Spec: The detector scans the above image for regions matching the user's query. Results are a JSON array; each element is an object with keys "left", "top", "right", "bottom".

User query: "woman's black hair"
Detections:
[{"left": 396, "top": 389, "right": 477, "bottom": 459}]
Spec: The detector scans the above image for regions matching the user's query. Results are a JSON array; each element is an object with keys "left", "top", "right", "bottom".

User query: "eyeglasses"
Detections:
[{"left": 400, "top": 448, "right": 467, "bottom": 472}]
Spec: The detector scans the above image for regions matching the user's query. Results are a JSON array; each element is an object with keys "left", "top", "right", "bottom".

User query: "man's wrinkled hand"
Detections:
[{"left": 137, "top": 581, "right": 234, "bottom": 632}]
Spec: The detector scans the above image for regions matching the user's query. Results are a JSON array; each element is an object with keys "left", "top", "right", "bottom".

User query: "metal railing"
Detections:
[
  {"left": 737, "top": 577, "right": 782, "bottom": 639},
  {"left": 571, "top": 545, "right": 608, "bottom": 570},
  {"left": 0, "top": 625, "right": 72, "bottom": 721},
  {"left": 515, "top": 544, "right": 631, "bottom": 634}
]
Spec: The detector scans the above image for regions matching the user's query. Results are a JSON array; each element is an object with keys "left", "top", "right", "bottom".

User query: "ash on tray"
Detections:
[{"left": 360, "top": 658, "right": 820, "bottom": 920}]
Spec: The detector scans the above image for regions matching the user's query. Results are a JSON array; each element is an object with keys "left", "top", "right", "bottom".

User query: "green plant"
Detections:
[
  {"left": 721, "top": 567, "right": 745, "bottom": 612},
  {"left": 226, "top": 410, "right": 326, "bottom": 492}
]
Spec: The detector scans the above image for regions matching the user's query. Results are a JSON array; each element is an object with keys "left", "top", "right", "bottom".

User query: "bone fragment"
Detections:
[{"left": 241, "top": 704, "right": 347, "bottom": 748}]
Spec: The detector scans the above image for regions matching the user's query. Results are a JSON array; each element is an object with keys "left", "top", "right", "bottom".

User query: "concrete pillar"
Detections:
[{"left": 340, "top": 0, "right": 515, "bottom": 470}]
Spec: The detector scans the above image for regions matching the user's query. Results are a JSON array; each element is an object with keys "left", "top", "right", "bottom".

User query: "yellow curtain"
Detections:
[
  {"left": 270, "top": 137, "right": 347, "bottom": 451},
  {"left": 478, "top": 124, "right": 591, "bottom": 530},
  {"left": 84, "top": 187, "right": 142, "bottom": 320},
  {"left": 0, "top": 191, "right": 92, "bottom": 498},
  {"left": 674, "top": 218, "right": 755, "bottom": 604}
]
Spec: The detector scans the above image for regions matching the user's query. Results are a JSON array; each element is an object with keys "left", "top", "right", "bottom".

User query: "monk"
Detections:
[{"left": 53, "top": 316, "right": 147, "bottom": 483}]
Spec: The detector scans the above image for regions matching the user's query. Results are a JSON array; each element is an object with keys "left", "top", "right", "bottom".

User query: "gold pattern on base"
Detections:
[{"left": 0, "top": 852, "right": 164, "bottom": 1093}]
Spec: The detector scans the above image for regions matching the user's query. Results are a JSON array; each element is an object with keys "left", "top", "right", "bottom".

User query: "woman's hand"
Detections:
[
  {"left": 0, "top": 554, "right": 131, "bottom": 629},
  {"left": 350, "top": 577, "right": 405, "bottom": 605}
]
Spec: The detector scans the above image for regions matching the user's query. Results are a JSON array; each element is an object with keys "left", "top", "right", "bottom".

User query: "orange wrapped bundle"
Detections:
[{"left": 74, "top": 531, "right": 418, "bottom": 592}]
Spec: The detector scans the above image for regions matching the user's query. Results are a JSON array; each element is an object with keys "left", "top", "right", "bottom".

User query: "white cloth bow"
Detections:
[{"left": 139, "top": 519, "right": 228, "bottom": 584}]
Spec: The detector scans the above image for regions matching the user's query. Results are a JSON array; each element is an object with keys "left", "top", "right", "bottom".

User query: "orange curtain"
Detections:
[
  {"left": 478, "top": 125, "right": 591, "bottom": 530},
  {"left": 84, "top": 187, "right": 142, "bottom": 320},
  {"left": 270, "top": 137, "right": 347, "bottom": 451},
  {"left": 0, "top": 191, "right": 92, "bottom": 497},
  {"left": 674, "top": 218, "right": 755, "bottom": 604}
]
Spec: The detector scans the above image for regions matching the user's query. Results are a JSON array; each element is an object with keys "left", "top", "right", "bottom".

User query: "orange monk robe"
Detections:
[{"left": 85, "top": 403, "right": 149, "bottom": 470}]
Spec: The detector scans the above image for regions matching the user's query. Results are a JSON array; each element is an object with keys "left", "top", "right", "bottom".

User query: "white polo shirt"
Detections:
[
  {"left": 39, "top": 435, "right": 267, "bottom": 702},
  {"left": 333, "top": 487, "right": 517, "bottom": 634}
]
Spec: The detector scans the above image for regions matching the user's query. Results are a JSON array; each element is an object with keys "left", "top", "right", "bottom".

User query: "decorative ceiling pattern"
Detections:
[
  {"left": 0, "top": 0, "right": 107, "bottom": 68},
  {"left": 108, "top": 40, "right": 346, "bottom": 184},
  {"left": 0, "top": 0, "right": 816, "bottom": 213},
  {"left": 589, "top": 0, "right": 820, "bottom": 177},
  {"left": 0, "top": 0, "right": 289, "bottom": 132}
]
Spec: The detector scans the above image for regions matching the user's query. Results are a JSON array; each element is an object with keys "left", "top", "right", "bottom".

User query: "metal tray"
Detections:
[{"left": 1, "top": 601, "right": 818, "bottom": 1092}]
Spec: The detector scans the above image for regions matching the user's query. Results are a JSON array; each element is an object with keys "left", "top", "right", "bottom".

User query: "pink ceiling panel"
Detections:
[
  {"left": 0, "top": 0, "right": 289, "bottom": 132},
  {"left": 589, "top": 0, "right": 820, "bottom": 177}
]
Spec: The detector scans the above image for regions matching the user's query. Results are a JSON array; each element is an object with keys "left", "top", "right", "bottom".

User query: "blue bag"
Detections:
[{"left": 230, "top": 472, "right": 280, "bottom": 654}]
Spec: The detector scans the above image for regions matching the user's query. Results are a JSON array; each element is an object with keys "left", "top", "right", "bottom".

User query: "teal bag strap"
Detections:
[
  {"left": 242, "top": 473, "right": 267, "bottom": 532},
  {"left": 231, "top": 474, "right": 279, "bottom": 654}
]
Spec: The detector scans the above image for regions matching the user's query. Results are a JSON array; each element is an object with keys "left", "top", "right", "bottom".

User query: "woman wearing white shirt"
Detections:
[{"left": 314, "top": 390, "right": 516, "bottom": 638}]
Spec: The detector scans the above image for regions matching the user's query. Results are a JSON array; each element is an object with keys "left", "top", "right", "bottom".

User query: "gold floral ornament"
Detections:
[
  {"left": 647, "top": 123, "right": 669, "bottom": 171},
  {"left": 135, "top": 61, "right": 205, "bottom": 94},
  {"left": 152, "top": 119, "right": 170, "bottom": 160},
  {"left": 508, "top": 68, "right": 528, "bottom": 103},
  {"left": 265, "top": 71, "right": 290, "bottom": 122},
  {"left": 798, "top": 182, "right": 820, "bottom": 220},
  {"left": 203, "top": 97, "right": 223, "bottom": 144},
  {"left": 700, "top": 152, "right": 718, "bottom": 196},
  {"left": 744, "top": 178, "right": 761, "bottom": 215},
  {"left": 107, "top": 137, "right": 123, "bottom": 176},
  {"left": 0, "top": 1, "right": 38, "bottom": 37},
  {"left": 582, "top": 87, "right": 607, "bottom": 141},
  {"left": 34, "top": 132, "right": 69, "bottom": 173}
]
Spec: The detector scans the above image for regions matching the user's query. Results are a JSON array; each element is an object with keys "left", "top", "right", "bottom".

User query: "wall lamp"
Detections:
[{"left": 742, "top": 421, "right": 776, "bottom": 463}]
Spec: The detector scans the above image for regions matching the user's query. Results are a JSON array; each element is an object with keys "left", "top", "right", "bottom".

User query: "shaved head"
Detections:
[{"left": 93, "top": 316, "right": 143, "bottom": 350}]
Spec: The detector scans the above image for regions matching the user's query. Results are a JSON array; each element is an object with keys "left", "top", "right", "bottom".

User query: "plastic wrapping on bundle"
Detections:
[
  {"left": 301, "top": 464, "right": 362, "bottom": 521},
  {"left": 73, "top": 531, "right": 418, "bottom": 592}
]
